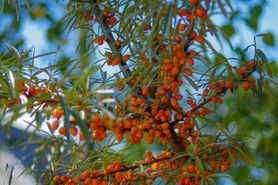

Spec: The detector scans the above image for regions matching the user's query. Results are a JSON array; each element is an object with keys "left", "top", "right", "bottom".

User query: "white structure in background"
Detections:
[{"left": 0, "top": 142, "right": 37, "bottom": 185}]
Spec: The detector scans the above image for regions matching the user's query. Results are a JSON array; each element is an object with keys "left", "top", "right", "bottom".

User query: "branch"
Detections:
[{"left": 87, "top": 0, "right": 149, "bottom": 103}]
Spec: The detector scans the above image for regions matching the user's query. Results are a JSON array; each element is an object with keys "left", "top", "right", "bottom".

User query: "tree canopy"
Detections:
[{"left": 0, "top": 0, "right": 277, "bottom": 185}]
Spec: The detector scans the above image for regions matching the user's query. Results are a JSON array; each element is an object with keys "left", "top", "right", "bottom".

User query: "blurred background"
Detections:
[{"left": 0, "top": 0, "right": 277, "bottom": 184}]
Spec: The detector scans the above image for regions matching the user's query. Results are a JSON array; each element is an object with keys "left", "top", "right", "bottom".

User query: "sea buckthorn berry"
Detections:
[
  {"left": 53, "top": 176, "right": 60, "bottom": 183},
  {"left": 178, "top": 9, "right": 188, "bottom": 17},
  {"left": 243, "top": 81, "right": 250, "bottom": 90},
  {"left": 196, "top": 7, "right": 208, "bottom": 19},
  {"left": 102, "top": 9, "right": 109, "bottom": 17},
  {"left": 50, "top": 120, "right": 59, "bottom": 130},
  {"left": 70, "top": 127, "right": 78, "bottom": 136},
  {"left": 151, "top": 163, "right": 159, "bottom": 171},
  {"left": 144, "top": 25, "right": 151, "bottom": 31},
  {"left": 79, "top": 131, "right": 85, "bottom": 141},
  {"left": 58, "top": 126, "right": 67, "bottom": 136},
  {"left": 115, "top": 40, "right": 122, "bottom": 47},
  {"left": 81, "top": 170, "right": 90, "bottom": 179},
  {"left": 179, "top": 24, "right": 187, "bottom": 32},
  {"left": 184, "top": 68, "right": 192, "bottom": 76},
  {"left": 247, "top": 61, "right": 255, "bottom": 68},
  {"left": 187, "top": 99, "right": 194, "bottom": 105},
  {"left": 211, "top": 97, "right": 218, "bottom": 103},
  {"left": 203, "top": 89, "right": 209, "bottom": 97},
  {"left": 190, "top": 0, "right": 199, "bottom": 5},
  {"left": 84, "top": 178, "right": 92, "bottom": 185},
  {"left": 83, "top": 11, "right": 93, "bottom": 21},
  {"left": 122, "top": 54, "right": 130, "bottom": 62},
  {"left": 209, "top": 83, "right": 216, "bottom": 89},
  {"left": 187, "top": 58, "right": 194, "bottom": 66},
  {"left": 195, "top": 35, "right": 204, "bottom": 43},
  {"left": 226, "top": 81, "right": 233, "bottom": 89},
  {"left": 127, "top": 171, "right": 134, "bottom": 180},
  {"left": 142, "top": 87, "right": 149, "bottom": 96},
  {"left": 53, "top": 108, "right": 64, "bottom": 119},
  {"left": 174, "top": 34, "right": 182, "bottom": 42}
]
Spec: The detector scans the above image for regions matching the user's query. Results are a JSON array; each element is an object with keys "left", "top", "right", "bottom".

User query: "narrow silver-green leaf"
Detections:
[
  {"left": 59, "top": 95, "right": 71, "bottom": 143},
  {"left": 184, "top": 75, "right": 199, "bottom": 91}
]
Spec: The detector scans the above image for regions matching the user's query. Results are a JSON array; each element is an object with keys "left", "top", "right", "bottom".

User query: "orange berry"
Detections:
[
  {"left": 127, "top": 171, "right": 134, "bottom": 180},
  {"left": 59, "top": 126, "right": 67, "bottom": 136},
  {"left": 70, "top": 127, "right": 78, "bottom": 136},
  {"left": 50, "top": 120, "right": 59, "bottom": 130},
  {"left": 145, "top": 150, "right": 152, "bottom": 157},
  {"left": 81, "top": 170, "right": 90, "bottom": 179},
  {"left": 184, "top": 68, "right": 192, "bottom": 76},
  {"left": 122, "top": 54, "right": 130, "bottom": 62},
  {"left": 243, "top": 81, "right": 250, "bottom": 90},
  {"left": 102, "top": 9, "right": 109, "bottom": 17},
  {"left": 79, "top": 131, "right": 85, "bottom": 141},
  {"left": 174, "top": 93, "right": 183, "bottom": 100},
  {"left": 144, "top": 25, "right": 151, "bottom": 31},
  {"left": 115, "top": 40, "right": 122, "bottom": 47},
  {"left": 209, "top": 83, "right": 216, "bottom": 89},
  {"left": 151, "top": 163, "right": 159, "bottom": 171},
  {"left": 247, "top": 61, "right": 255, "bottom": 68},
  {"left": 187, "top": 99, "right": 194, "bottom": 105},
  {"left": 53, "top": 108, "right": 64, "bottom": 119},
  {"left": 142, "top": 87, "right": 149, "bottom": 96},
  {"left": 196, "top": 7, "right": 208, "bottom": 19},
  {"left": 190, "top": 0, "right": 199, "bottom": 5},
  {"left": 108, "top": 16, "right": 117, "bottom": 26},
  {"left": 211, "top": 97, "right": 218, "bottom": 103},
  {"left": 116, "top": 133, "right": 124, "bottom": 142},
  {"left": 117, "top": 83, "right": 125, "bottom": 91},
  {"left": 53, "top": 176, "right": 60, "bottom": 183},
  {"left": 178, "top": 9, "right": 188, "bottom": 17},
  {"left": 179, "top": 24, "right": 187, "bottom": 31},
  {"left": 195, "top": 35, "right": 204, "bottom": 43},
  {"left": 188, "top": 164, "right": 195, "bottom": 173},
  {"left": 203, "top": 89, "right": 209, "bottom": 97},
  {"left": 84, "top": 178, "right": 92, "bottom": 185},
  {"left": 174, "top": 34, "right": 182, "bottom": 42},
  {"left": 172, "top": 67, "right": 180, "bottom": 76},
  {"left": 187, "top": 58, "right": 194, "bottom": 66}
]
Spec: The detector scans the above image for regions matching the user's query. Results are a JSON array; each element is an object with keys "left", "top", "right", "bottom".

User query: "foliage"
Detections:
[{"left": 0, "top": 0, "right": 277, "bottom": 185}]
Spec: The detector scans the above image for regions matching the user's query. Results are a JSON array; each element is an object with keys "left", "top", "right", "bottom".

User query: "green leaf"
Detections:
[
  {"left": 207, "top": 177, "right": 217, "bottom": 185},
  {"left": 0, "top": 76, "right": 11, "bottom": 95},
  {"left": 7, "top": 69, "right": 16, "bottom": 98},
  {"left": 170, "top": 151, "right": 190, "bottom": 162},
  {"left": 59, "top": 95, "right": 71, "bottom": 144},
  {"left": 264, "top": 62, "right": 273, "bottom": 78},
  {"left": 70, "top": 110, "right": 94, "bottom": 144},
  {"left": 262, "top": 32, "right": 275, "bottom": 46},
  {"left": 67, "top": 66, "right": 99, "bottom": 95},
  {"left": 221, "top": 24, "right": 235, "bottom": 38},
  {"left": 232, "top": 145, "right": 255, "bottom": 165},
  {"left": 256, "top": 49, "right": 268, "bottom": 63},
  {"left": 184, "top": 75, "right": 198, "bottom": 91},
  {"left": 8, "top": 166, "right": 14, "bottom": 185},
  {"left": 13, "top": 0, "right": 20, "bottom": 21},
  {"left": 195, "top": 156, "right": 204, "bottom": 173},
  {"left": 217, "top": 0, "right": 227, "bottom": 17}
]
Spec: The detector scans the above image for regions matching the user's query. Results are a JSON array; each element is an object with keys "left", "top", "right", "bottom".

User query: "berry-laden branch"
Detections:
[
  {"left": 52, "top": 144, "right": 235, "bottom": 184},
  {"left": 87, "top": 0, "right": 150, "bottom": 104},
  {"left": 5, "top": 1, "right": 267, "bottom": 185}
]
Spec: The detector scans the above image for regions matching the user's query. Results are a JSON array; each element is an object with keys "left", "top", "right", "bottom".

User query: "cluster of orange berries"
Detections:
[
  {"left": 48, "top": 1, "right": 259, "bottom": 184},
  {"left": 83, "top": 6, "right": 117, "bottom": 26},
  {"left": 107, "top": 53, "right": 130, "bottom": 66},
  {"left": 5, "top": 81, "right": 59, "bottom": 112},
  {"left": 52, "top": 150, "right": 175, "bottom": 185},
  {"left": 52, "top": 144, "right": 234, "bottom": 185}
]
